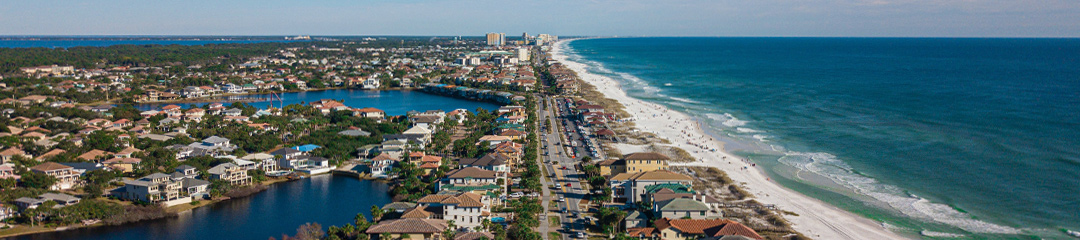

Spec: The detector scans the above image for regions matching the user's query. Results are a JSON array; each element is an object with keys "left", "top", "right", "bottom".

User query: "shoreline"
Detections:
[
  {"left": 0, "top": 175, "right": 312, "bottom": 239},
  {"left": 550, "top": 39, "right": 908, "bottom": 240}
]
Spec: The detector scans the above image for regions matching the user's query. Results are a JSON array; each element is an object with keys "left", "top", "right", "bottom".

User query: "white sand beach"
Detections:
[{"left": 551, "top": 39, "right": 908, "bottom": 240}]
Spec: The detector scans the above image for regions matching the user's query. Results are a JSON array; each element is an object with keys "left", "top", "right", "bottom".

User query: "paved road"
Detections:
[{"left": 538, "top": 95, "right": 588, "bottom": 240}]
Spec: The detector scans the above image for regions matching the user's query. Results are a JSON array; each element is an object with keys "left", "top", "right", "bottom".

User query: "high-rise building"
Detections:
[
  {"left": 486, "top": 33, "right": 505, "bottom": 46},
  {"left": 522, "top": 32, "right": 530, "bottom": 45},
  {"left": 517, "top": 47, "right": 530, "bottom": 62},
  {"left": 537, "top": 34, "right": 557, "bottom": 45}
]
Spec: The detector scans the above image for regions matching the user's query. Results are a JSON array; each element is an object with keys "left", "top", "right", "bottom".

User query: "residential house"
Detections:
[
  {"left": 624, "top": 211, "right": 649, "bottom": 229},
  {"left": 366, "top": 218, "right": 449, "bottom": 240},
  {"left": 208, "top": 163, "right": 252, "bottom": 185},
  {"left": 241, "top": 153, "right": 278, "bottom": 172},
  {"left": 458, "top": 153, "right": 509, "bottom": 173},
  {"left": 652, "top": 197, "right": 721, "bottom": 220},
  {"left": 0, "top": 165, "right": 20, "bottom": 180},
  {"left": 609, "top": 170, "right": 693, "bottom": 203},
  {"left": 653, "top": 218, "right": 763, "bottom": 240},
  {"left": 439, "top": 167, "right": 500, "bottom": 191},
  {"left": 596, "top": 159, "right": 626, "bottom": 177},
  {"left": 368, "top": 153, "right": 397, "bottom": 178},
  {"left": 477, "top": 135, "right": 510, "bottom": 146},
  {"left": 187, "top": 136, "right": 237, "bottom": 157},
  {"left": 416, "top": 192, "right": 491, "bottom": 228},
  {"left": 353, "top": 107, "right": 385, "bottom": 119},
  {"left": 15, "top": 193, "right": 80, "bottom": 210},
  {"left": 0, "top": 148, "right": 31, "bottom": 163},
  {"left": 116, "top": 173, "right": 184, "bottom": 205},
  {"left": 624, "top": 152, "right": 670, "bottom": 173},
  {"left": 103, "top": 157, "right": 142, "bottom": 173},
  {"left": 30, "top": 162, "right": 80, "bottom": 190}
]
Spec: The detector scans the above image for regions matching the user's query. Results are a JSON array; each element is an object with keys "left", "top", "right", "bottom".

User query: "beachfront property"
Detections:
[
  {"left": 623, "top": 152, "right": 670, "bottom": 173},
  {"left": 609, "top": 170, "right": 694, "bottom": 203},
  {"left": 29, "top": 162, "right": 80, "bottom": 190},
  {"left": 365, "top": 218, "right": 449, "bottom": 240},
  {"left": 596, "top": 152, "right": 671, "bottom": 177},
  {"left": 643, "top": 218, "right": 764, "bottom": 240},
  {"left": 652, "top": 197, "right": 722, "bottom": 220}
]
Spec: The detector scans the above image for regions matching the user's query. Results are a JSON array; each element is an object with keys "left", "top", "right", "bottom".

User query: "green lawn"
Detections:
[{"left": 549, "top": 232, "right": 562, "bottom": 239}]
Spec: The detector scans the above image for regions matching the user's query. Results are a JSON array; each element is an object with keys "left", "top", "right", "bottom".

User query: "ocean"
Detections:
[{"left": 561, "top": 37, "right": 1080, "bottom": 239}]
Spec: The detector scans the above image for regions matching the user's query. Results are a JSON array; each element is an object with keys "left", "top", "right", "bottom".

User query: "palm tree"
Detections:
[{"left": 370, "top": 205, "right": 385, "bottom": 221}]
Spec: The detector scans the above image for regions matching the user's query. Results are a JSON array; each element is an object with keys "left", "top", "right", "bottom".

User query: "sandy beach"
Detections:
[{"left": 551, "top": 39, "right": 908, "bottom": 240}]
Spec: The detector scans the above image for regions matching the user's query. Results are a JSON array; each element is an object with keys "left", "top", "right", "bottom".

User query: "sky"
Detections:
[{"left": 1, "top": 0, "right": 1078, "bottom": 37}]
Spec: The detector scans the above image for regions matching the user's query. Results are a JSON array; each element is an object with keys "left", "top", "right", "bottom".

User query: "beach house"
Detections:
[
  {"left": 652, "top": 218, "right": 763, "bottom": 240},
  {"left": 609, "top": 170, "right": 694, "bottom": 203},
  {"left": 624, "top": 152, "right": 670, "bottom": 173}
]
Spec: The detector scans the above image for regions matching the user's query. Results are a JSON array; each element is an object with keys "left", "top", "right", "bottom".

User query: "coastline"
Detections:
[{"left": 550, "top": 39, "right": 908, "bottom": 240}]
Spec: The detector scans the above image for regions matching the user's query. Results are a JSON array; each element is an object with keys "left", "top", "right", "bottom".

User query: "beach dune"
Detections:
[{"left": 551, "top": 39, "right": 908, "bottom": 240}]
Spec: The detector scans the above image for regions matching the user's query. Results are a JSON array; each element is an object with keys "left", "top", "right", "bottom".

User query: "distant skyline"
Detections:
[{"left": 1, "top": 0, "right": 1078, "bottom": 37}]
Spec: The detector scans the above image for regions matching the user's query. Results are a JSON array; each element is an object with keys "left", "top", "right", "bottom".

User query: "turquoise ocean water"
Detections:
[{"left": 561, "top": 38, "right": 1080, "bottom": 239}]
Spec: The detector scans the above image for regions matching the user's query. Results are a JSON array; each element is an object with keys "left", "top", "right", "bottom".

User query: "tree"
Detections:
[
  {"left": 442, "top": 220, "right": 457, "bottom": 240},
  {"left": 370, "top": 205, "right": 384, "bottom": 221},
  {"left": 0, "top": 178, "right": 16, "bottom": 190},
  {"left": 83, "top": 169, "right": 119, "bottom": 198},
  {"left": 596, "top": 207, "right": 627, "bottom": 236},
  {"left": 21, "top": 171, "right": 57, "bottom": 189},
  {"left": 293, "top": 222, "right": 325, "bottom": 240}
]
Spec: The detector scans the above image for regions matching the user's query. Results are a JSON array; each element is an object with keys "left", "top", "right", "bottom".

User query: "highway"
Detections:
[{"left": 536, "top": 95, "right": 589, "bottom": 240}]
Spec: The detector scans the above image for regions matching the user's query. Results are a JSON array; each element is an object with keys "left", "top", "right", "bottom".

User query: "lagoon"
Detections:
[
  {"left": 134, "top": 89, "right": 502, "bottom": 115},
  {"left": 10, "top": 175, "right": 391, "bottom": 240}
]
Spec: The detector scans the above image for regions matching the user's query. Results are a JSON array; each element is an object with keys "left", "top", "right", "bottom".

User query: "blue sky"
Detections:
[{"left": 1, "top": 0, "right": 1077, "bottom": 37}]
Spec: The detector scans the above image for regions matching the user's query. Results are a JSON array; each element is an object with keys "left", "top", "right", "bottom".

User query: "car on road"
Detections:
[
  {"left": 561, "top": 207, "right": 567, "bottom": 213},
  {"left": 565, "top": 183, "right": 572, "bottom": 187},
  {"left": 557, "top": 196, "right": 565, "bottom": 202},
  {"left": 575, "top": 232, "right": 585, "bottom": 239}
]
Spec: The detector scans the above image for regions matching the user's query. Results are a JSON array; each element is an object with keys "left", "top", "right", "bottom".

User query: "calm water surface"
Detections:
[{"left": 8, "top": 175, "right": 390, "bottom": 240}]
